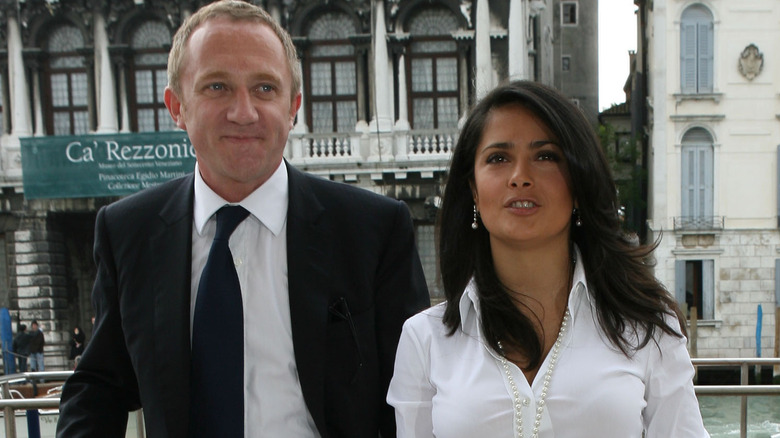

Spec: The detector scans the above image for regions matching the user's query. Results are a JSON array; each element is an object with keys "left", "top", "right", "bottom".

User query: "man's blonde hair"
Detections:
[{"left": 167, "top": 0, "right": 302, "bottom": 99}]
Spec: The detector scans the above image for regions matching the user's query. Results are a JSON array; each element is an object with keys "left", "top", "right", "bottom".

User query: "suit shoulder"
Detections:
[{"left": 102, "top": 174, "right": 192, "bottom": 219}]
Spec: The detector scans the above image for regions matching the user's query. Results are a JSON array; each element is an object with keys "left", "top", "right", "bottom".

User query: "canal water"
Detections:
[{"left": 700, "top": 396, "right": 780, "bottom": 437}]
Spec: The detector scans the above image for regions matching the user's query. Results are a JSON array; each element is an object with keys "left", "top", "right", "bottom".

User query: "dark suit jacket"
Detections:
[{"left": 56, "top": 162, "right": 430, "bottom": 437}]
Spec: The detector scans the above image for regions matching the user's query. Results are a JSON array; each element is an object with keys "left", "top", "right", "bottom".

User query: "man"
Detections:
[
  {"left": 13, "top": 323, "right": 29, "bottom": 373},
  {"left": 27, "top": 320, "right": 44, "bottom": 372},
  {"left": 56, "top": 1, "right": 429, "bottom": 437}
]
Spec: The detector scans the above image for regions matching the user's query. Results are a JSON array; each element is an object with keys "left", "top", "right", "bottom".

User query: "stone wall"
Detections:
[
  {"left": 9, "top": 226, "right": 70, "bottom": 370},
  {"left": 654, "top": 228, "right": 779, "bottom": 358}
]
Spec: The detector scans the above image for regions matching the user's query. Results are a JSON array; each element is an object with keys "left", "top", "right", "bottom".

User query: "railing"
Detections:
[
  {"left": 300, "top": 133, "right": 355, "bottom": 159},
  {"left": 407, "top": 130, "right": 457, "bottom": 157},
  {"left": 692, "top": 357, "right": 780, "bottom": 438},
  {"left": 0, "top": 371, "right": 145, "bottom": 438},
  {"left": 287, "top": 128, "right": 457, "bottom": 164},
  {"left": 673, "top": 216, "right": 725, "bottom": 230},
  {"left": 2, "top": 361, "right": 777, "bottom": 438}
]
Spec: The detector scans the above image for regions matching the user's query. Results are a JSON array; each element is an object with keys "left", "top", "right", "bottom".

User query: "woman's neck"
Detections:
[{"left": 490, "top": 239, "right": 572, "bottom": 315}]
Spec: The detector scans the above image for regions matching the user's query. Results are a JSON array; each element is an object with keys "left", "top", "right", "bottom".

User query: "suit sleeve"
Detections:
[
  {"left": 374, "top": 201, "right": 431, "bottom": 437},
  {"left": 56, "top": 207, "right": 141, "bottom": 437}
]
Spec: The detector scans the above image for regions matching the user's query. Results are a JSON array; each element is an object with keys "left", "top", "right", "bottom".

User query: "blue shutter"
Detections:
[
  {"left": 697, "top": 23, "right": 714, "bottom": 92},
  {"left": 675, "top": 260, "right": 687, "bottom": 308},
  {"left": 702, "top": 260, "right": 714, "bottom": 319},
  {"left": 682, "top": 129, "right": 715, "bottom": 223},
  {"left": 681, "top": 147, "right": 694, "bottom": 218},
  {"left": 775, "top": 259, "right": 780, "bottom": 305},
  {"left": 702, "top": 144, "right": 714, "bottom": 217},
  {"left": 681, "top": 23, "right": 698, "bottom": 93}
]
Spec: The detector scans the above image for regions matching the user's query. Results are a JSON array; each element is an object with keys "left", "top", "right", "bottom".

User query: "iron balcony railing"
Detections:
[{"left": 674, "top": 216, "right": 725, "bottom": 230}]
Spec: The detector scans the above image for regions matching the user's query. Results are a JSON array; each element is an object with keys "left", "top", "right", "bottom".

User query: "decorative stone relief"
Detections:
[{"left": 738, "top": 44, "right": 763, "bottom": 81}]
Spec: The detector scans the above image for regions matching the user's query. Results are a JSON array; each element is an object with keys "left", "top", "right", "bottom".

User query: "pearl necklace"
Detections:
[{"left": 497, "top": 307, "right": 571, "bottom": 438}]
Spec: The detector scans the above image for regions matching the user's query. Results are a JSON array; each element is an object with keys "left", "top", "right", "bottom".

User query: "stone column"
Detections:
[
  {"left": 369, "top": 0, "right": 394, "bottom": 161},
  {"left": 94, "top": 12, "right": 119, "bottom": 133},
  {"left": 349, "top": 35, "right": 371, "bottom": 126},
  {"left": 474, "top": 0, "right": 492, "bottom": 99},
  {"left": 111, "top": 46, "right": 131, "bottom": 133},
  {"left": 452, "top": 30, "right": 474, "bottom": 120},
  {"left": 370, "top": 0, "right": 393, "bottom": 129},
  {"left": 7, "top": 15, "right": 32, "bottom": 137},
  {"left": 10, "top": 218, "right": 70, "bottom": 370},
  {"left": 508, "top": 0, "right": 527, "bottom": 79}
]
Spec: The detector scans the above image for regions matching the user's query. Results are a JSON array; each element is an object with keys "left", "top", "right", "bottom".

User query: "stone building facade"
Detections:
[
  {"left": 0, "top": 0, "right": 598, "bottom": 369},
  {"left": 636, "top": 0, "right": 779, "bottom": 359}
]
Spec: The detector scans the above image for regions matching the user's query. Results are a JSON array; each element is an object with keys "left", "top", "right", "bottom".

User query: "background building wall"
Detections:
[{"left": 644, "top": 0, "right": 778, "bottom": 358}]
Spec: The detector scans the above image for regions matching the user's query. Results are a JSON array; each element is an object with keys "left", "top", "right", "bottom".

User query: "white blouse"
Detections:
[{"left": 388, "top": 253, "right": 710, "bottom": 438}]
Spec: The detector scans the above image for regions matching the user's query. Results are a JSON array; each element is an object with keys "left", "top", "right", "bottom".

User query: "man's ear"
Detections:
[
  {"left": 164, "top": 86, "right": 187, "bottom": 130},
  {"left": 289, "top": 92, "right": 302, "bottom": 129}
]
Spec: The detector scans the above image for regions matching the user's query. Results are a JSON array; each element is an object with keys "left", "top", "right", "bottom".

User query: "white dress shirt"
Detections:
[
  {"left": 388, "top": 248, "right": 710, "bottom": 438},
  {"left": 191, "top": 162, "right": 320, "bottom": 437}
]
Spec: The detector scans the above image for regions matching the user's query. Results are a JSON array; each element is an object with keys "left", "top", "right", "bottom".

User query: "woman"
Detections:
[
  {"left": 388, "top": 81, "right": 709, "bottom": 437},
  {"left": 69, "top": 326, "right": 85, "bottom": 362}
]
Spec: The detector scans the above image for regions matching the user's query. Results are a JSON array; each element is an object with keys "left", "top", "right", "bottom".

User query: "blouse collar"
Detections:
[{"left": 458, "top": 245, "right": 590, "bottom": 337}]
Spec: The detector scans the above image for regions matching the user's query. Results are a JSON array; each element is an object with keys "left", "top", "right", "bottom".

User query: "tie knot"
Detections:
[{"left": 214, "top": 205, "right": 250, "bottom": 241}]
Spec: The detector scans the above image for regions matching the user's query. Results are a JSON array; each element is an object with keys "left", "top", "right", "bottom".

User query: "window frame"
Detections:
[
  {"left": 680, "top": 6, "right": 714, "bottom": 94},
  {"left": 561, "top": 55, "right": 571, "bottom": 72},
  {"left": 405, "top": 36, "right": 460, "bottom": 130},
  {"left": 44, "top": 53, "right": 89, "bottom": 136},
  {"left": 561, "top": 2, "right": 578, "bottom": 27},
  {"left": 42, "top": 24, "right": 90, "bottom": 136},
  {"left": 127, "top": 20, "right": 173, "bottom": 133},
  {"left": 675, "top": 259, "right": 715, "bottom": 320},
  {"left": 680, "top": 130, "right": 714, "bottom": 223},
  {"left": 304, "top": 39, "right": 359, "bottom": 134}
]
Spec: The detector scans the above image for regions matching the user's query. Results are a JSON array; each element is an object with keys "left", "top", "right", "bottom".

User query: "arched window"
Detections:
[
  {"left": 130, "top": 20, "right": 173, "bottom": 132},
  {"left": 45, "top": 24, "right": 89, "bottom": 135},
  {"left": 406, "top": 7, "right": 460, "bottom": 130},
  {"left": 680, "top": 5, "right": 714, "bottom": 94},
  {"left": 680, "top": 127, "right": 714, "bottom": 226},
  {"left": 306, "top": 12, "right": 358, "bottom": 133}
]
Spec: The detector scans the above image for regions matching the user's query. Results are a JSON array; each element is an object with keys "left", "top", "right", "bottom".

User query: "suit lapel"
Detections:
[
  {"left": 286, "top": 163, "right": 332, "bottom": 434},
  {"left": 149, "top": 175, "right": 195, "bottom": 433}
]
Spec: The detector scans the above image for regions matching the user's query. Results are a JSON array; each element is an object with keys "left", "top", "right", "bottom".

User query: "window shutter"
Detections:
[
  {"left": 775, "top": 259, "right": 780, "bottom": 306},
  {"left": 702, "top": 144, "right": 714, "bottom": 217},
  {"left": 702, "top": 260, "right": 714, "bottom": 319},
  {"left": 681, "top": 147, "right": 694, "bottom": 217},
  {"left": 697, "top": 23, "right": 714, "bottom": 92},
  {"left": 675, "top": 260, "right": 687, "bottom": 306},
  {"left": 681, "top": 23, "right": 698, "bottom": 93}
]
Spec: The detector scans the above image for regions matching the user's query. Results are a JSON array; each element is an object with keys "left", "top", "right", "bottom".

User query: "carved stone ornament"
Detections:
[{"left": 738, "top": 44, "right": 763, "bottom": 81}]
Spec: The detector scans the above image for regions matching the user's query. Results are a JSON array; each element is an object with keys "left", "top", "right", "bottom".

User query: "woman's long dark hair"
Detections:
[{"left": 438, "top": 80, "right": 685, "bottom": 370}]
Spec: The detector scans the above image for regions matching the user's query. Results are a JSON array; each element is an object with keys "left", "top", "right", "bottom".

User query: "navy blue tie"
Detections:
[{"left": 190, "top": 205, "right": 249, "bottom": 438}]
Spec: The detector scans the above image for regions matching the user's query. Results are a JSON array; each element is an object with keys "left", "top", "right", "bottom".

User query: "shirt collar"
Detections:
[
  {"left": 193, "top": 160, "right": 289, "bottom": 236},
  {"left": 458, "top": 245, "right": 590, "bottom": 335}
]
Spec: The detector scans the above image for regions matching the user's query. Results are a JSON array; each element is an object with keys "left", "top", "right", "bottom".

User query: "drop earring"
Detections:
[
  {"left": 573, "top": 208, "right": 582, "bottom": 227},
  {"left": 471, "top": 205, "right": 479, "bottom": 230}
]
